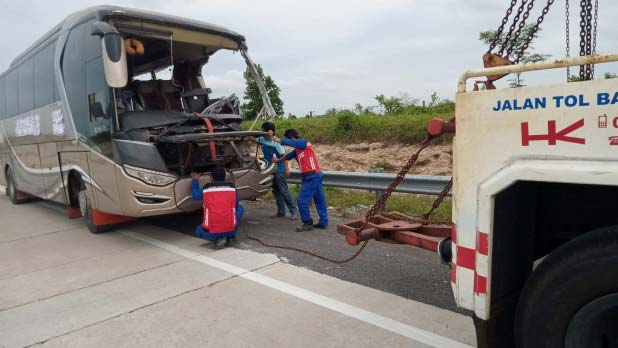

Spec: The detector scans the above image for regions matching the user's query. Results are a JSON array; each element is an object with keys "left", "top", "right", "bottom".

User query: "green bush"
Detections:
[
  {"left": 336, "top": 110, "right": 361, "bottom": 132},
  {"left": 243, "top": 100, "right": 455, "bottom": 145}
]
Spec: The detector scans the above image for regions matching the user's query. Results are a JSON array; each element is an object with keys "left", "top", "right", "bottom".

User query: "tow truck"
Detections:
[{"left": 337, "top": 1, "right": 618, "bottom": 347}]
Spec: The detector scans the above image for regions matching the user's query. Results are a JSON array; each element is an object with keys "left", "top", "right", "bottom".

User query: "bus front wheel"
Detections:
[{"left": 76, "top": 184, "right": 111, "bottom": 234}]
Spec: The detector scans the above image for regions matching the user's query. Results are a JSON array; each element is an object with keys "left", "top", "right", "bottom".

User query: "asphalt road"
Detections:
[{"left": 145, "top": 200, "right": 461, "bottom": 313}]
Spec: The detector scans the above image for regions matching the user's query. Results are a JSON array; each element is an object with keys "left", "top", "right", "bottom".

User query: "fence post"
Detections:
[{"left": 368, "top": 168, "right": 385, "bottom": 212}]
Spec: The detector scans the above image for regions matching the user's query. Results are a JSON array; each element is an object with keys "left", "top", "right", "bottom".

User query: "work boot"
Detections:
[
  {"left": 296, "top": 223, "right": 314, "bottom": 232},
  {"left": 289, "top": 211, "right": 299, "bottom": 221},
  {"left": 214, "top": 238, "right": 227, "bottom": 250},
  {"left": 313, "top": 224, "right": 328, "bottom": 229},
  {"left": 269, "top": 214, "right": 285, "bottom": 218},
  {"left": 226, "top": 236, "right": 238, "bottom": 246}
]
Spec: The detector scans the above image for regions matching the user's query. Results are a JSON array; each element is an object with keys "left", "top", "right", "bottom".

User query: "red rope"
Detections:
[{"left": 194, "top": 113, "right": 217, "bottom": 161}]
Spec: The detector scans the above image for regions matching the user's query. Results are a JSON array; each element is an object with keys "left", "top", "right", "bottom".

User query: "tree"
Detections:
[
  {"left": 604, "top": 72, "right": 618, "bottom": 79},
  {"left": 241, "top": 64, "right": 284, "bottom": 120},
  {"left": 375, "top": 94, "right": 404, "bottom": 114},
  {"left": 479, "top": 24, "right": 550, "bottom": 88}
]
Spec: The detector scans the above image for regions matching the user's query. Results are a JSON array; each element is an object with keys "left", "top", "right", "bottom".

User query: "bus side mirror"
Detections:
[{"left": 91, "top": 21, "right": 128, "bottom": 88}]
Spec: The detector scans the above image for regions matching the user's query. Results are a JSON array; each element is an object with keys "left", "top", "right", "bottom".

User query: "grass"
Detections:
[
  {"left": 242, "top": 101, "right": 455, "bottom": 145},
  {"left": 261, "top": 185, "right": 452, "bottom": 223}
]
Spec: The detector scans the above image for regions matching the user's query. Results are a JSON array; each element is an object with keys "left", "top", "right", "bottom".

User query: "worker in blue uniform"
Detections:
[
  {"left": 254, "top": 121, "right": 298, "bottom": 220},
  {"left": 191, "top": 165, "right": 244, "bottom": 249},
  {"left": 274, "top": 129, "right": 328, "bottom": 232}
]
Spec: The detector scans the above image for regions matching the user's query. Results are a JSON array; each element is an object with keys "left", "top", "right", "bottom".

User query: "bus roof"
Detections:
[{"left": 10, "top": 5, "right": 246, "bottom": 68}]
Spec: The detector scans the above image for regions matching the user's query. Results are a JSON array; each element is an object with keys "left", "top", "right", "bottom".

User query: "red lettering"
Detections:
[
  {"left": 521, "top": 119, "right": 586, "bottom": 146},
  {"left": 613, "top": 117, "right": 618, "bottom": 128}
]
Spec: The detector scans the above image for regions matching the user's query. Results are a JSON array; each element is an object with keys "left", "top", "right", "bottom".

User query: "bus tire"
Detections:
[
  {"left": 6, "top": 167, "right": 29, "bottom": 205},
  {"left": 514, "top": 226, "right": 618, "bottom": 348},
  {"left": 77, "top": 185, "right": 112, "bottom": 234}
]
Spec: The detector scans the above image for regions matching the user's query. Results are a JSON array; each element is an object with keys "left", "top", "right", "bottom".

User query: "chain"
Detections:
[
  {"left": 513, "top": 0, "right": 555, "bottom": 64},
  {"left": 356, "top": 136, "right": 436, "bottom": 235},
  {"left": 499, "top": 0, "right": 530, "bottom": 57},
  {"left": 566, "top": 0, "right": 571, "bottom": 81},
  {"left": 579, "top": 0, "right": 586, "bottom": 80},
  {"left": 489, "top": 0, "right": 518, "bottom": 54},
  {"left": 422, "top": 178, "right": 453, "bottom": 221},
  {"left": 585, "top": 0, "right": 593, "bottom": 78},
  {"left": 591, "top": 0, "right": 598, "bottom": 77},
  {"left": 505, "top": 0, "right": 536, "bottom": 58}
]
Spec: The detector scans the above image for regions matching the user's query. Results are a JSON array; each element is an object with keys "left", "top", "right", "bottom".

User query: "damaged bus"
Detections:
[{"left": 0, "top": 6, "right": 277, "bottom": 233}]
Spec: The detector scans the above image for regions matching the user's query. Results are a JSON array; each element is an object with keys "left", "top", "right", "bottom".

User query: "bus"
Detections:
[{"left": 0, "top": 6, "right": 277, "bottom": 233}]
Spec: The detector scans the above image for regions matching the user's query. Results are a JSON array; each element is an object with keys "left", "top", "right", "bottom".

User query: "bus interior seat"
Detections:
[
  {"left": 159, "top": 80, "right": 184, "bottom": 111},
  {"left": 134, "top": 80, "right": 167, "bottom": 111}
]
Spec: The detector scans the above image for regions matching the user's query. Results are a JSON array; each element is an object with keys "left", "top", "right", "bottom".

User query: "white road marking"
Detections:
[{"left": 121, "top": 231, "right": 474, "bottom": 348}]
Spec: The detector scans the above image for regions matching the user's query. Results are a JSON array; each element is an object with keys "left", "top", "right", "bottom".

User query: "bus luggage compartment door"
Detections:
[{"left": 38, "top": 143, "right": 66, "bottom": 204}]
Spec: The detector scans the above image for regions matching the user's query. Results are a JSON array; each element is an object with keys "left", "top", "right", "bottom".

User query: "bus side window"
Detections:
[
  {"left": 6, "top": 70, "right": 18, "bottom": 118},
  {"left": 34, "top": 42, "right": 56, "bottom": 109},
  {"left": 18, "top": 58, "right": 34, "bottom": 114}
]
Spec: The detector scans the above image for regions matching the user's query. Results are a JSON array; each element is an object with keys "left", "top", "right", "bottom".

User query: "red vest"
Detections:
[
  {"left": 202, "top": 182, "right": 237, "bottom": 233},
  {"left": 295, "top": 143, "right": 321, "bottom": 175}
]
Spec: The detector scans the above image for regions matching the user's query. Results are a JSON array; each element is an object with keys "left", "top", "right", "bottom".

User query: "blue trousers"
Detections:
[
  {"left": 298, "top": 173, "right": 328, "bottom": 226},
  {"left": 273, "top": 172, "right": 297, "bottom": 216},
  {"left": 195, "top": 204, "right": 245, "bottom": 241}
]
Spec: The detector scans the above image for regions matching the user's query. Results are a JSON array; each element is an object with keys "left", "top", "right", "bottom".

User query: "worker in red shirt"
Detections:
[
  {"left": 274, "top": 129, "right": 328, "bottom": 232},
  {"left": 190, "top": 165, "right": 244, "bottom": 249}
]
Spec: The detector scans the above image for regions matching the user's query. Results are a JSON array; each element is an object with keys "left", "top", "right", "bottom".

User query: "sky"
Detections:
[{"left": 1, "top": 0, "right": 618, "bottom": 116}]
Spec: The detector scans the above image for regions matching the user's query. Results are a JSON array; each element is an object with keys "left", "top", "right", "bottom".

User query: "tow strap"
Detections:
[{"left": 194, "top": 113, "right": 218, "bottom": 161}]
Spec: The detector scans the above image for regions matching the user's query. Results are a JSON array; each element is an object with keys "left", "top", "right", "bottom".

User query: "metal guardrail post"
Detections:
[{"left": 368, "top": 168, "right": 385, "bottom": 212}]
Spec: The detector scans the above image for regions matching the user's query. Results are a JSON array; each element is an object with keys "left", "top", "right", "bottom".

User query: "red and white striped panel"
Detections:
[{"left": 451, "top": 224, "right": 490, "bottom": 318}]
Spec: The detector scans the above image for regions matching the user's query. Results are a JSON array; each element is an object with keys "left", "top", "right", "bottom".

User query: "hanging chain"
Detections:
[
  {"left": 505, "top": 0, "right": 536, "bottom": 58},
  {"left": 358, "top": 136, "right": 436, "bottom": 230},
  {"left": 422, "top": 178, "right": 453, "bottom": 221},
  {"left": 499, "top": 0, "right": 530, "bottom": 57},
  {"left": 566, "top": 0, "right": 571, "bottom": 81},
  {"left": 579, "top": 0, "right": 586, "bottom": 80},
  {"left": 513, "top": 0, "right": 555, "bottom": 64},
  {"left": 489, "top": 0, "right": 519, "bottom": 54},
  {"left": 591, "top": 0, "right": 598, "bottom": 77},
  {"left": 585, "top": 0, "right": 593, "bottom": 79}
]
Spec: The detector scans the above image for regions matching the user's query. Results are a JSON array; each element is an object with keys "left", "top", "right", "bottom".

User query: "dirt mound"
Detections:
[{"left": 288, "top": 142, "right": 453, "bottom": 176}]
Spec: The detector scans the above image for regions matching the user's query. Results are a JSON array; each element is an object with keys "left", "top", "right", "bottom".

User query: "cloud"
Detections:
[{"left": 2, "top": 0, "right": 618, "bottom": 116}]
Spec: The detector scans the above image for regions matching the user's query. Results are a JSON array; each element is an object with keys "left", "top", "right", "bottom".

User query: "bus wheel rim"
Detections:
[
  {"left": 565, "top": 293, "right": 618, "bottom": 348},
  {"left": 8, "top": 173, "right": 15, "bottom": 198},
  {"left": 78, "top": 191, "right": 88, "bottom": 217}
]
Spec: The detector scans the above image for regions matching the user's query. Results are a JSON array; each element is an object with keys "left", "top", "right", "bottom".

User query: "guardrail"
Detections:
[{"left": 287, "top": 170, "right": 451, "bottom": 196}]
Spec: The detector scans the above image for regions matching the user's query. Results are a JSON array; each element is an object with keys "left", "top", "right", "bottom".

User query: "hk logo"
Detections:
[{"left": 521, "top": 119, "right": 586, "bottom": 146}]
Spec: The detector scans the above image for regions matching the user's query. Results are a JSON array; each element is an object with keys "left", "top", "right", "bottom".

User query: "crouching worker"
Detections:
[
  {"left": 190, "top": 165, "right": 244, "bottom": 249},
  {"left": 274, "top": 129, "right": 328, "bottom": 232}
]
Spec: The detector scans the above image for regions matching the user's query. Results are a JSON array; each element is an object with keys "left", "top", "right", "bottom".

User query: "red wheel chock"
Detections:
[{"left": 92, "top": 209, "right": 135, "bottom": 226}]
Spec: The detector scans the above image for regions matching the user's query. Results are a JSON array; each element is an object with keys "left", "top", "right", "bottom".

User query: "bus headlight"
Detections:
[{"left": 123, "top": 165, "right": 177, "bottom": 186}]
